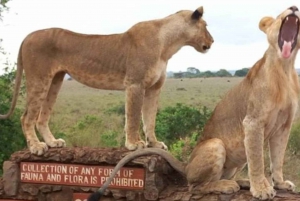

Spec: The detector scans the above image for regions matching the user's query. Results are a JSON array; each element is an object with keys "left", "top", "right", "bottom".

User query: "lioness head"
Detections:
[
  {"left": 259, "top": 6, "right": 300, "bottom": 59},
  {"left": 185, "top": 6, "right": 214, "bottom": 53}
]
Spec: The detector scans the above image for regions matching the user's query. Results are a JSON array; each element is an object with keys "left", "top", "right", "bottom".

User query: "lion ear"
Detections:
[
  {"left": 259, "top": 17, "right": 275, "bottom": 33},
  {"left": 191, "top": 6, "right": 204, "bottom": 20}
]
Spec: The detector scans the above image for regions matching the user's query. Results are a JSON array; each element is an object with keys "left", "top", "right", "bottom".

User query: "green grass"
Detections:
[
  {"left": 19, "top": 77, "right": 300, "bottom": 191},
  {"left": 50, "top": 77, "right": 241, "bottom": 146}
]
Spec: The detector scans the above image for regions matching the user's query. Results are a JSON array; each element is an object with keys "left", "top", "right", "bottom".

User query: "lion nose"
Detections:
[
  {"left": 289, "top": 6, "right": 299, "bottom": 12},
  {"left": 203, "top": 45, "right": 210, "bottom": 50}
]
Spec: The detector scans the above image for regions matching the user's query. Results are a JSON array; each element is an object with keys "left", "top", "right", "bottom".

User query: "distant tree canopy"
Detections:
[
  {"left": 170, "top": 67, "right": 250, "bottom": 78},
  {"left": 199, "top": 70, "right": 215, "bottom": 78},
  {"left": 215, "top": 69, "right": 232, "bottom": 77},
  {"left": 234, "top": 68, "right": 249, "bottom": 77},
  {"left": 175, "top": 68, "right": 233, "bottom": 78},
  {"left": 173, "top": 72, "right": 184, "bottom": 78},
  {"left": 187, "top": 67, "right": 200, "bottom": 74}
]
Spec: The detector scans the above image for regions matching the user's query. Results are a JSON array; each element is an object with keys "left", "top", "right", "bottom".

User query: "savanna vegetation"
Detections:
[
  {"left": 171, "top": 67, "right": 249, "bottom": 78},
  {"left": 1, "top": 68, "right": 300, "bottom": 189},
  {"left": 54, "top": 77, "right": 300, "bottom": 190},
  {"left": 0, "top": 0, "right": 27, "bottom": 175},
  {"left": 0, "top": 0, "right": 299, "bottom": 190}
]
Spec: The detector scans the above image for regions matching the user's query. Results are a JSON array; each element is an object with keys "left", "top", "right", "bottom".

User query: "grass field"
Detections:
[
  {"left": 44, "top": 77, "right": 300, "bottom": 190},
  {"left": 55, "top": 77, "right": 241, "bottom": 114},
  {"left": 50, "top": 77, "right": 243, "bottom": 145}
]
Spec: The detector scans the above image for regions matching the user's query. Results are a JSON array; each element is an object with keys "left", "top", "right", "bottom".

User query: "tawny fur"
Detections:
[
  {"left": 88, "top": 6, "right": 300, "bottom": 201},
  {"left": 0, "top": 6, "right": 213, "bottom": 155},
  {"left": 186, "top": 7, "right": 300, "bottom": 200}
]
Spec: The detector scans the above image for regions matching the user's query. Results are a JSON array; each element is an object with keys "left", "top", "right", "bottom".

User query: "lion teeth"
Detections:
[
  {"left": 286, "top": 17, "right": 289, "bottom": 21},
  {"left": 296, "top": 18, "right": 299, "bottom": 23}
]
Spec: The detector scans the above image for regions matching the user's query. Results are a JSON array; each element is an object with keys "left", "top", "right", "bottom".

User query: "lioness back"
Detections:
[{"left": 23, "top": 28, "right": 130, "bottom": 90}]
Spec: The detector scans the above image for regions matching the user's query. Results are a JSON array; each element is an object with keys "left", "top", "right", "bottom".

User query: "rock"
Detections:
[{"left": 3, "top": 161, "right": 19, "bottom": 196}]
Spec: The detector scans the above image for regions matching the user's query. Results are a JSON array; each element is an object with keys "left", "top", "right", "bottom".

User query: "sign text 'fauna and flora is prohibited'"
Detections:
[{"left": 20, "top": 162, "right": 145, "bottom": 190}]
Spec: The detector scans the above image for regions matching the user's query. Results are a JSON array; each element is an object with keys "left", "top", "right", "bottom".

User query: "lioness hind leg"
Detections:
[
  {"left": 142, "top": 77, "right": 167, "bottom": 150},
  {"left": 21, "top": 78, "right": 52, "bottom": 155},
  {"left": 124, "top": 84, "right": 146, "bottom": 150},
  {"left": 186, "top": 138, "right": 240, "bottom": 195},
  {"left": 36, "top": 72, "right": 66, "bottom": 148}
]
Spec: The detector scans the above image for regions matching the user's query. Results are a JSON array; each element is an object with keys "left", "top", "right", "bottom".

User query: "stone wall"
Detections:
[{"left": 0, "top": 147, "right": 299, "bottom": 201}]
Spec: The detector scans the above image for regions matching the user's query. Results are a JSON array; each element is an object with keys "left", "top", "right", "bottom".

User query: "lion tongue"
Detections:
[{"left": 281, "top": 41, "right": 292, "bottom": 58}]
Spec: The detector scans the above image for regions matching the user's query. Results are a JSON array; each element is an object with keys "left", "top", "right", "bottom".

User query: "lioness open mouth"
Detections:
[{"left": 278, "top": 14, "right": 299, "bottom": 58}]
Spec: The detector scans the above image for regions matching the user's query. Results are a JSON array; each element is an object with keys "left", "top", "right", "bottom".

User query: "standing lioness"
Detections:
[{"left": 0, "top": 7, "right": 213, "bottom": 155}]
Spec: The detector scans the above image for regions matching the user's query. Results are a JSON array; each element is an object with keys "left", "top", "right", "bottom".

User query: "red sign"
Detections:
[
  {"left": 20, "top": 162, "right": 145, "bottom": 190},
  {"left": 73, "top": 193, "right": 90, "bottom": 201}
]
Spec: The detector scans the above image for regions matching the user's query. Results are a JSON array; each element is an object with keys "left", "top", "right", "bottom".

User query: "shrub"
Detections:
[
  {"left": 100, "top": 131, "right": 121, "bottom": 147},
  {"left": 155, "top": 103, "right": 211, "bottom": 145},
  {"left": 66, "top": 103, "right": 211, "bottom": 151},
  {"left": 170, "top": 132, "right": 199, "bottom": 162},
  {"left": 0, "top": 68, "right": 26, "bottom": 175}
]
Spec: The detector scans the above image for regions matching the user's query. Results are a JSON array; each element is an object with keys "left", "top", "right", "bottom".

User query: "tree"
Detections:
[
  {"left": 199, "top": 70, "right": 215, "bottom": 77},
  {"left": 0, "top": 0, "right": 9, "bottom": 5},
  {"left": 187, "top": 67, "right": 200, "bottom": 75},
  {"left": 0, "top": 0, "right": 9, "bottom": 20},
  {"left": 173, "top": 72, "right": 184, "bottom": 78},
  {"left": 0, "top": 0, "right": 26, "bottom": 175},
  {"left": 0, "top": 69, "right": 26, "bottom": 175},
  {"left": 234, "top": 68, "right": 249, "bottom": 77},
  {"left": 215, "top": 69, "right": 232, "bottom": 77}
]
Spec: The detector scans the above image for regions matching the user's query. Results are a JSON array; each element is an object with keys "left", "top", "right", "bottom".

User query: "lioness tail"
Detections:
[
  {"left": 87, "top": 148, "right": 185, "bottom": 201},
  {"left": 0, "top": 42, "right": 24, "bottom": 119}
]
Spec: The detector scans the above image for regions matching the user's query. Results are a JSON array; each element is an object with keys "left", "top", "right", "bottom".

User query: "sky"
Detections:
[{"left": 1, "top": 0, "right": 300, "bottom": 74}]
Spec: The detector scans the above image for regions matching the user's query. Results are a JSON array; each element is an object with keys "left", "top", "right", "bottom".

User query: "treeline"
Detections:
[{"left": 170, "top": 67, "right": 249, "bottom": 78}]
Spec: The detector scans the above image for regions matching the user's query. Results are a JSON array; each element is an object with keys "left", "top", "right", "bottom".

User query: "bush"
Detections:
[
  {"left": 66, "top": 103, "right": 211, "bottom": 153},
  {"left": 0, "top": 69, "right": 26, "bottom": 175},
  {"left": 155, "top": 103, "right": 211, "bottom": 145},
  {"left": 170, "top": 132, "right": 199, "bottom": 162},
  {"left": 100, "top": 131, "right": 121, "bottom": 147}
]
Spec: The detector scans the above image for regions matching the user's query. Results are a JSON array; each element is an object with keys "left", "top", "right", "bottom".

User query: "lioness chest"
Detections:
[{"left": 265, "top": 101, "right": 297, "bottom": 138}]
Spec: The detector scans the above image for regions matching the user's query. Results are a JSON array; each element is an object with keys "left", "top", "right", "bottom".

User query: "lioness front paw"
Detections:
[
  {"left": 250, "top": 179, "right": 276, "bottom": 200},
  {"left": 125, "top": 140, "right": 146, "bottom": 150},
  {"left": 274, "top": 180, "right": 295, "bottom": 191},
  {"left": 30, "top": 142, "right": 48, "bottom": 156},
  {"left": 146, "top": 140, "right": 168, "bottom": 150},
  {"left": 47, "top": 138, "right": 66, "bottom": 148}
]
